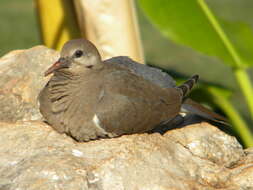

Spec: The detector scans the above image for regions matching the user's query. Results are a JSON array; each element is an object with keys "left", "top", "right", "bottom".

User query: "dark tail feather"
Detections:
[
  {"left": 177, "top": 75, "right": 199, "bottom": 98},
  {"left": 181, "top": 98, "right": 229, "bottom": 125}
]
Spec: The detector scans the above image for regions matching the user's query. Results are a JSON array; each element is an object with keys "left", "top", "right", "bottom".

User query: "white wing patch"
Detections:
[
  {"left": 92, "top": 114, "right": 107, "bottom": 134},
  {"left": 92, "top": 114, "right": 117, "bottom": 137},
  {"left": 93, "top": 114, "right": 102, "bottom": 128}
]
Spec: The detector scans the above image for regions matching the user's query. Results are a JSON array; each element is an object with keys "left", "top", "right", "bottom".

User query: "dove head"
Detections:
[{"left": 45, "top": 39, "right": 102, "bottom": 76}]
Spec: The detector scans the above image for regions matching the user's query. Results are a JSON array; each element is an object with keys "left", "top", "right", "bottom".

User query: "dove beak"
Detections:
[{"left": 44, "top": 57, "right": 70, "bottom": 76}]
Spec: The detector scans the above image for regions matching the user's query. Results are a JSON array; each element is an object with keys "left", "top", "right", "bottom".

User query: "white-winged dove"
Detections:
[{"left": 39, "top": 39, "right": 201, "bottom": 141}]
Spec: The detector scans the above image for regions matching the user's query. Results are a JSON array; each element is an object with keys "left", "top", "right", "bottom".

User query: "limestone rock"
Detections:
[
  {"left": 0, "top": 121, "right": 252, "bottom": 190},
  {"left": 0, "top": 46, "right": 59, "bottom": 122}
]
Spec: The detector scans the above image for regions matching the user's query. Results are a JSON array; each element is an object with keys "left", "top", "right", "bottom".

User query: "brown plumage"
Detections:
[
  {"left": 103, "top": 56, "right": 227, "bottom": 123},
  {"left": 39, "top": 39, "right": 198, "bottom": 141}
]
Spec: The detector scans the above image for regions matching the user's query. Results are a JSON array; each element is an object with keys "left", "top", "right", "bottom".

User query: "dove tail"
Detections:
[{"left": 176, "top": 75, "right": 199, "bottom": 98}]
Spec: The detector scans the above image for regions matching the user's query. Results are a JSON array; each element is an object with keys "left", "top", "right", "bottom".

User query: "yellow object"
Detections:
[{"left": 36, "top": 0, "right": 81, "bottom": 50}]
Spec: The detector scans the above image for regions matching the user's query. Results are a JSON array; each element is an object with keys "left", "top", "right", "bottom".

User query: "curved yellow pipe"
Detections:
[{"left": 36, "top": 0, "right": 81, "bottom": 50}]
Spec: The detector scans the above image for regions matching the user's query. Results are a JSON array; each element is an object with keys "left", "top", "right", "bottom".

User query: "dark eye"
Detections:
[{"left": 74, "top": 50, "right": 83, "bottom": 58}]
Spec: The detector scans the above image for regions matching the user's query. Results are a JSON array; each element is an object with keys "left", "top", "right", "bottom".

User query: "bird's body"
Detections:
[
  {"left": 39, "top": 39, "right": 203, "bottom": 141},
  {"left": 39, "top": 60, "right": 186, "bottom": 141}
]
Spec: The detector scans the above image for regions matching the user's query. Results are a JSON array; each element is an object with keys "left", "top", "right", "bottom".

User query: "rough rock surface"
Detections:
[
  {"left": 0, "top": 47, "right": 253, "bottom": 189},
  {"left": 0, "top": 121, "right": 252, "bottom": 190},
  {"left": 0, "top": 46, "right": 59, "bottom": 122}
]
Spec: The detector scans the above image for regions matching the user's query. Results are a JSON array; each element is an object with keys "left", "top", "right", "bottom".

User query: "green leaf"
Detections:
[
  {"left": 138, "top": 0, "right": 250, "bottom": 67},
  {"left": 220, "top": 20, "right": 253, "bottom": 66}
]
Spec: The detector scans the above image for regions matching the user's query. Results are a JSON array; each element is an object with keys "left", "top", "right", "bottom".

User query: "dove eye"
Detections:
[{"left": 74, "top": 50, "right": 83, "bottom": 58}]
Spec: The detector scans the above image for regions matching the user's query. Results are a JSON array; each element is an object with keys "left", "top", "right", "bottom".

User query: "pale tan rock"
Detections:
[
  {"left": 0, "top": 121, "right": 252, "bottom": 190},
  {"left": 0, "top": 46, "right": 59, "bottom": 122}
]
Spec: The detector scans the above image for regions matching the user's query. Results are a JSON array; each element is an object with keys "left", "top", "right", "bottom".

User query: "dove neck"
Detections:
[
  {"left": 50, "top": 70, "right": 83, "bottom": 90},
  {"left": 54, "top": 69, "right": 81, "bottom": 80}
]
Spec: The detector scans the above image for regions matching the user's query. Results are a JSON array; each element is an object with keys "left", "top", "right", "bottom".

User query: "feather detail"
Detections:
[{"left": 48, "top": 73, "right": 81, "bottom": 113}]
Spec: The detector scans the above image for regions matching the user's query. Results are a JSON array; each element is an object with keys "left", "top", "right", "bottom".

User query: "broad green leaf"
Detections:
[
  {"left": 220, "top": 20, "right": 253, "bottom": 65},
  {"left": 138, "top": 0, "right": 251, "bottom": 67}
]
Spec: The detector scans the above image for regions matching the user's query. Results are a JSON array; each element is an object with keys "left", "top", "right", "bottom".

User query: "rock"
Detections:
[
  {"left": 0, "top": 47, "right": 252, "bottom": 189},
  {"left": 0, "top": 46, "right": 59, "bottom": 122},
  {"left": 0, "top": 121, "right": 252, "bottom": 190}
]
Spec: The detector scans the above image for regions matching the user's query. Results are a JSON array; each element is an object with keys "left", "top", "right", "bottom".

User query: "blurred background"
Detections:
[{"left": 0, "top": 0, "right": 253, "bottom": 146}]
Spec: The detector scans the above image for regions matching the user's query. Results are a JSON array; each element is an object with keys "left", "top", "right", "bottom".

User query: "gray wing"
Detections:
[
  {"left": 104, "top": 56, "right": 176, "bottom": 88},
  {"left": 104, "top": 57, "right": 227, "bottom": 123},
  {"left": 94, "top": 69, "right": 181, "bottom": 136}
]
